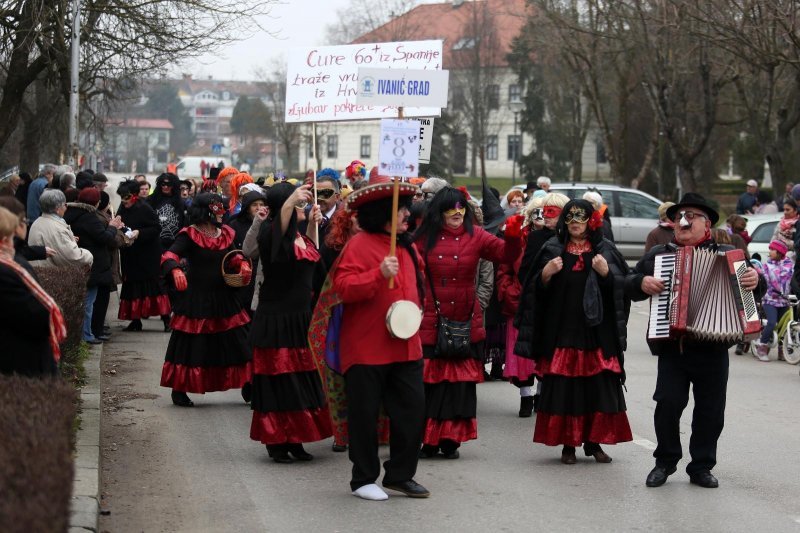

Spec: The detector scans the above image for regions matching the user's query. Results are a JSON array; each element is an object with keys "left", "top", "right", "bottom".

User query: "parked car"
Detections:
[
  {"left": 744, "top": 213, "right": 783, "bottom": 261},
  {"left": 502, "top": 182, "right": 663, "bottom": 260}
]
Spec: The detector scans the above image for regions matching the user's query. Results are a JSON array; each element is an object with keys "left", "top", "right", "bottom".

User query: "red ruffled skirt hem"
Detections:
[
  {"left": 250, "top": 408, "right": 332, "bottom": 445},
  {"left": 533, "top": 412, "right": 632, "bottom": 447},
  {"left": 537, "top": 347, "right": 622, "bottom": 377},
  {"left": 253, "top": 346, "right": 316, "bottom": 375},
  {"left": 171, "top": 309, "right": 250, "bottom": 334},
  {"left": 160, "top": 361, "right": 251, "bottom": 393},
  {"left": 423, "top": 418, "right": 477, "bottom": 445},
  {"left": 119, "top": 295, "right": 171, "bottom": 320},
  {"left": 423, "top": 358, "right": 484, "bottom": 384}
]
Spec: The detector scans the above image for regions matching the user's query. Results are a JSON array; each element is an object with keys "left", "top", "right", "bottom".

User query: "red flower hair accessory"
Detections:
[
  {"left": 588, "top": 210, "right": 603, "bottom": 231},
  {"left": 209, "top": 201, "right": 226, "bottom": 216},
  {"left": 456, "top": 186, "right": 471, "bottom": 200}
]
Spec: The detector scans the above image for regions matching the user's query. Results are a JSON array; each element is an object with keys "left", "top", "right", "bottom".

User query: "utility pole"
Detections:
[{"left": 68, "top": 0, "right": 81, "bottom": 167}]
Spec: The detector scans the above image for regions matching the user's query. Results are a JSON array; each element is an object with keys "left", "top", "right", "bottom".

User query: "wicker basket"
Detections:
[{"left": 221, "top": 250, "right": 252, "bottom": 288}]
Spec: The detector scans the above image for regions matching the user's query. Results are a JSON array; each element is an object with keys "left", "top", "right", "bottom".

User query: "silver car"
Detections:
[{"left": 502, "top": 182, "right": 663, "bottom": 260}]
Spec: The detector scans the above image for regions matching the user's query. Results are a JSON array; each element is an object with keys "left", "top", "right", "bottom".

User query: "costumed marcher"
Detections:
[
  {"left": 248, "top": 183, "right": 331, "bottom": 463},
  {"left": 753, "top": 240, "right": 793, "bottom": 362},
  {"left": 323, "top": 175, "right": 429, "bottom": 500},
  {"left": 227, "top": 172, "right": 255, "bottom": 217},
  {"left": 304, "top": 170, "right": 343, "bottom": 269},
  {"left": 309, "top": 206, "right": 392, "bottom": 454},
  {"left": 147, "top": 172, "right": 185, "bottom": 250},
  {"left": 0, "top": 206, "right": 65, "bottom": 377},
  {"left": 228, "top": 190, "right": 266, "bottom": 310},
  {"left": 414, "top": 186, "right": 521, "bottom": 460},
  {"left": 160, "top": 193, "right": 253, "bottom": 407},
  {"left": 514, "top": 199, "right": 633, "bottom": 464},
  {"left": 645, "top": 202, "right": 676, "bottom": 253},
  {"left": 627, "top": 192, "right": 763, "bottom": 488},
  {"left": 116, "top": 181, "right": 171, "bottom": 331},
  {"left": 583, "top": 191, "right": 614, "bottom": 241}
]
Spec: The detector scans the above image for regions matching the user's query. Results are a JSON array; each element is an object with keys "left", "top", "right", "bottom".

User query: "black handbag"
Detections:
[{"left": 426, "top": 263, "right": 473, "bottom": 358}]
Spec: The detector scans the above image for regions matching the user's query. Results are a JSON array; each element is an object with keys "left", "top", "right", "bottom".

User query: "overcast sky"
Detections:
[{"left": 177, "top": 0, "right": 431, "bottom": 82}]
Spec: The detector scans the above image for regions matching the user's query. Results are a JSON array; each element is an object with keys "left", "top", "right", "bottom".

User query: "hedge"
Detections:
[{"left": 0, "top": 375, "right": 77, "bottom": 532}]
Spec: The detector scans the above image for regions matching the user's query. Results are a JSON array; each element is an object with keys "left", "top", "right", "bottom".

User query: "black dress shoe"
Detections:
[
  {"left": 332, "top": 443, "right": 348, "bottom": 452},
  {"left": 171, "top": 391, "right": 194, "bottom": 407},
  {"left": 646, "top": 465, "right": 677, "bottom": 487},
  {"left": 287, "top": 443, "right": 313, "bottom": 461},
  {"left": 96, "top": 334, "right": 112, "bottom": 341},
  {"left": 689, "top": 471, "right": 719, "bottom": 488},
  {"left": 85, "top": 338, "right": 103, "bottom": 345},
  {"left": 519, "top": 396, "right": 534, "bottom": 418},
  {"left": 383, "top": 479, "right": 430, "bottom": 498},
  {"left": 561, "top": 446, "right": 577, "bottom": 465}
]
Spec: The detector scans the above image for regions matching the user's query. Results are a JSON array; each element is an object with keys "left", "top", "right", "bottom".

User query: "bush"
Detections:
[
  {"left": 32, "top": 264, "right": 88, "bottom": 382},
  {"left": 0, "top": 375, "right": 77, "bottom": 532}
]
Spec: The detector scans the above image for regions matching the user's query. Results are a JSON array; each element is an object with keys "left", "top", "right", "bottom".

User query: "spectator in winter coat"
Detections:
[{"left": 28, "top": 189, "right": 93, "bottom": 269}]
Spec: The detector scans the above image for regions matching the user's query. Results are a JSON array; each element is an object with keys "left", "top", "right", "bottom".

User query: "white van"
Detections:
[{"left": 175, "top": 156, "right": 230, "bottom": 179}]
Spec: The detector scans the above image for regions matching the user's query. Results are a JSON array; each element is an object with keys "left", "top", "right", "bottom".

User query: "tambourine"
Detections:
[{"left": 385, "top": 300, "right": 423, "bottom": 340}]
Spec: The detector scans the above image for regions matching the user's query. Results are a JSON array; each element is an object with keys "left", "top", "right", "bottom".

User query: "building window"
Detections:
[
  {"left": 327, "top": 135, "right": 338, "bottom": 158},
  {"left": 360, "top": 135, "right": 371, "bottom": 158},
  {"left": 486, "top": 135, "right": 498, "bottom": 160},
  {"left": 488, "top": 85, "right": 499, "bottom": 110},
  {"left": 507, "top": 135, "right": 521, "bottom": 161},
  {"left": 508, "top": 84, "right": 521, "bottom": 103},
  {"left": 157, "top": 132, "right": 167, "bottom": 145}
]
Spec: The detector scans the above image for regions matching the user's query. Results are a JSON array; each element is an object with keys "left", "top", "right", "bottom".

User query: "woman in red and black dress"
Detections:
[
  {"left": 249, "top": 182, "right": 331, "bottom": 463},
  {"left": 413, "top": 187, "right": 520, "bottom": 459},
  {"left": 116, "top": 181, "right": 171, "bottom": 331},
  {"left": 514, "top": 199, "right": 632, "bottom": 464},
  {"left": 160, "top": 193, "right": 252, "bottom": 407}
]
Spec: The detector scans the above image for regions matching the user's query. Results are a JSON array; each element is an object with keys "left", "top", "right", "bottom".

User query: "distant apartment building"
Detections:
[{"left": 103, "top": 118, "right": 173, "bottom": 173}]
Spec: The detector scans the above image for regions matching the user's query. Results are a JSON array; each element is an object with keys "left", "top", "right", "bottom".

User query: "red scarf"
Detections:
[
  {"left": 779, "top": 215, "right": 798, "bottom": 233},
  {"left": 0, "top": 251, "right": 67, "bottom": 362}
]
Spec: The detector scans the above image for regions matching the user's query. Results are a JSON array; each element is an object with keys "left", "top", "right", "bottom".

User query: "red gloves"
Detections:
[
  {"left": 504, "top": 214, "right": 525, "bottom": 239},
  {"left": 172, "top": 269, "right": 187, "bottom": 291},
  {"left": 239, "top": 261, "right": 252, "bottom": 286}
]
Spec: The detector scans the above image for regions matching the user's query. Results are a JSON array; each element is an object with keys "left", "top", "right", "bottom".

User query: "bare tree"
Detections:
[
  {"left": 324, "top": 0, "right": 417, "bottom": 45},
  {"left": 449, "top": 0, "right": 505, "bottom": 179},
  {"left": 0, "top": 0, "right": 277, "bottom": 165}
]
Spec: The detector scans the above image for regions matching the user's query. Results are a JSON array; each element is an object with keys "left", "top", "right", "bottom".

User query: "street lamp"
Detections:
[{"left": 509, "top": 100, "right": 524, "bottom": 185}]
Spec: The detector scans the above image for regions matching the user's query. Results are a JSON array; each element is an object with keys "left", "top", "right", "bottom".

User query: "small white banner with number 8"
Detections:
[{"left": 379, "top": 119, "right": 421, "bottom": 178}]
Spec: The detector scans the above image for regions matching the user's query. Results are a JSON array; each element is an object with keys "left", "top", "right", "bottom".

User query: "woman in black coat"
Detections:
[
  {"left": 0, "top": 206, "right": 63, "bottom": 377},
  {"left": 228, "top": 191, "right": 266, "bottom": 310},
  {"left": 64, "top": 187, "right": 123, "bottom": 343},
  {"left": 117, "top": 181, "right": 172, "bottom": 331},
  {"left": 148, "top": 172, "right": 185, "bottom": 250}
]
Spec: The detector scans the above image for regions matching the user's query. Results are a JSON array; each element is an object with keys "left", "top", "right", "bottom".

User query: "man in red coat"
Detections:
[{"left": 332, "top": 176, "right": 430, "bottom": 501}]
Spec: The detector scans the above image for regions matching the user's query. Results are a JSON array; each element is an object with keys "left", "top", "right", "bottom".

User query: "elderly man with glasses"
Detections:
[{"left": 626, "top": 192, "right": 764, "bottom": 490}]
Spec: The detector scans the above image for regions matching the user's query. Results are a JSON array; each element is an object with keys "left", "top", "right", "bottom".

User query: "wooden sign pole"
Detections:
[
  {"left": 388, "top": 107, "right": 404, "bottom": 289},
  {"left": 310, "top": 122, "right": 319, "bottom": 247}
]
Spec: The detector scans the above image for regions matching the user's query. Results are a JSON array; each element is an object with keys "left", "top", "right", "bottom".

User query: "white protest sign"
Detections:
[
  {"left": 356, "top": 68, "right": 449, "bottom": 108},
  {"left": 417, "top": 118, "right": 434, "bottom": 164},
  {"left": 285, "top": 40, "right": 443, "bottom": 123},
  {"left": 379, "top": 119, "right": 420, "bottom": 178}
]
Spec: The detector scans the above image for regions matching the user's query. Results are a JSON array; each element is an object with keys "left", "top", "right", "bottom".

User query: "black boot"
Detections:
[
  {"left": 418, "top": 444, "right": 439, "bottom": 458},
  {"left": 171, "top": 390, "right": 193, "bottom": 407},
  {"left": 440, "top": 439, "right": 460, "bottom": 459},
  {"left": 267, "top": 444, "right": 293, "bottom": 463},
  {"left": 287, "top": 443, "right": 313, "bottom": 461},
  {"left": 533, "top": 394, "right": 540, "bottom": 412},
  {"left": 489, "top": 360, "right": 505, "bottom": 381},
  {"left": 162, "top": 314, "right": 172, "bottom": 332},
  {"left": 123, "top": 319, "right": 142, "bottom": 332},
  {"left": 519, "top": 395, "right": 534, "bottom": 418},
  {"left": 241, "top": 382, "right": 252, "bottom": 404}
]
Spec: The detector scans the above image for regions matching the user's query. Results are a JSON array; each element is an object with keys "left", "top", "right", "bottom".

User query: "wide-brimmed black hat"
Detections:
[{"left": 666, "top": 192, "right": 719, "bottom": 225}]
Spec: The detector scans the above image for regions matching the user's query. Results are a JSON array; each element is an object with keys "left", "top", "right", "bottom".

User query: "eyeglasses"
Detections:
[
  {"left": 414, "top": 191, "right": 424, "bottom": 198},
  {"left": 316, "top": 189, "right": 335, "bottom": 200},
  {"left": 565, "top": 208, "right": 588, "bottom": 224},
  {"left": 675, "top": 211, "right": 707, "bottom": 223}
]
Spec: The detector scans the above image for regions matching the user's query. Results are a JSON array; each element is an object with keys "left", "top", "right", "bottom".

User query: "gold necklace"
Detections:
[{"left": 193, "top": 224, "right": 220, "bottom": 238}]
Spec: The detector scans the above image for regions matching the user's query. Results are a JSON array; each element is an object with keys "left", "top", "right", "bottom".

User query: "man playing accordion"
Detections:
[{"left": 626, "top": 193, "right": 764, "bottom": 489}]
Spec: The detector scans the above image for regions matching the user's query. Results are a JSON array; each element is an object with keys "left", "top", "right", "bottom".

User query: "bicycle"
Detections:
[{"left": 752, "top": 294, "right": 800, "bottom": 364}]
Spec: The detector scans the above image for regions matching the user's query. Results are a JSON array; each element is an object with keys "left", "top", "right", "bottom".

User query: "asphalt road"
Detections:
[{"left": 98, "top": 297, "right": 800, "bottom": 533}]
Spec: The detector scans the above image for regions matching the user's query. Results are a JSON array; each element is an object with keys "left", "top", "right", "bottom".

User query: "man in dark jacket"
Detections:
[
  {"left": 626, "top": 193, "right": 763, "bottom": 489},
  {"left": 64, "top": 187, "right": 123, "bottom": 343}
]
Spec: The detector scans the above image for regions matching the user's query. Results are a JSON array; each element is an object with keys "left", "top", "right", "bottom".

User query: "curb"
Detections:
[{"left": 69, "top": 342, "right": 103, "bottom": 532}]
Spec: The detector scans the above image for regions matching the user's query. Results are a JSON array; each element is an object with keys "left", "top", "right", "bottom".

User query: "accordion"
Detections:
[{"left": 647, "top": 247, "right": 761, "bottom": 343}]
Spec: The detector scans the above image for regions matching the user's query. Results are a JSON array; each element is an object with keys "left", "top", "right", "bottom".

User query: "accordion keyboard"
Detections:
[{"left": 648, "top": 253, "right": 676, "bottom": 340}]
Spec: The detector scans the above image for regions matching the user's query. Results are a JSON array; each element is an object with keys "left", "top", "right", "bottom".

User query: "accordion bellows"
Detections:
[{"left": 648, "top": 247, "right": 761, "bottom": 343}]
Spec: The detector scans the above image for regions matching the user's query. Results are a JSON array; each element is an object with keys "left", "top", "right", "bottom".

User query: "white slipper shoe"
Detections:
[{"left": 352, "top": 483, "right": 388, "bottom": 501}]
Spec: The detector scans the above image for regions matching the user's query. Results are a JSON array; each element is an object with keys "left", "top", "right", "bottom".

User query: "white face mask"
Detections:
[{"left": 679, "top": 214, "right": 691, "bottom": 228}]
